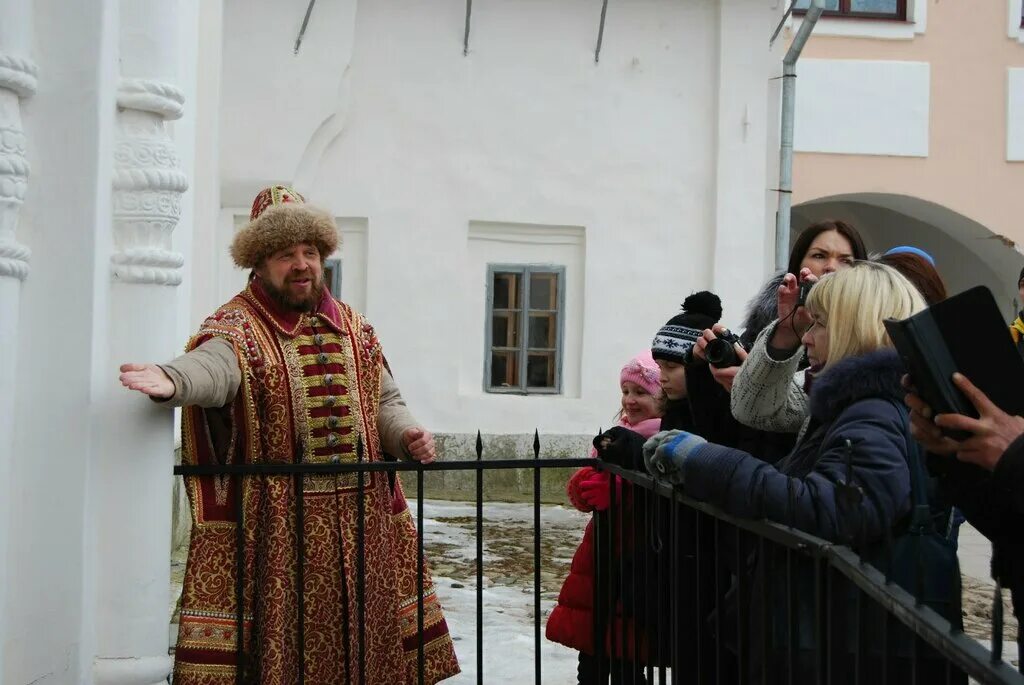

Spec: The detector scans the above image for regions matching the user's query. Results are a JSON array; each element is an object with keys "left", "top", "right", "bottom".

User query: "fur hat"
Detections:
[
  {"left": 230, "top": 185, "right": 339, "bottom": 268},
  {"left": 620, "top": 350, "right": 662, "bottom": 396},
  {"left": 651, "top": 291, "right": 723, "bottom": 364}
]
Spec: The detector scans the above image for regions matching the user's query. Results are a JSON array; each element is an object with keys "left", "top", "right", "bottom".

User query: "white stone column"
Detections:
[
  {"left": 0, "top": 0, "right": 35, "bottom": 675},
  {"left": 93, "top": 0, "right": 187, "bottom": 682}
]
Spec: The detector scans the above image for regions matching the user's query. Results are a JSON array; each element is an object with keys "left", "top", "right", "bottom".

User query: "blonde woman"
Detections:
[{"left": 643, "top": 262, "right": 962, "bottom": 683}]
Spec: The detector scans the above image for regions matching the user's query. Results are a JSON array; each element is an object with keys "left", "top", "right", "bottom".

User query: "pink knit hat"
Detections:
[{"left": 620, "top": 350, "right": 662, "bottom": 397}]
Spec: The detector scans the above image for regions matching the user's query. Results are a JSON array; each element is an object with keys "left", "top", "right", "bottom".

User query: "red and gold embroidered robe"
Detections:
[{"left": 173, "top": 282, "right": 459, "bottom": 684}]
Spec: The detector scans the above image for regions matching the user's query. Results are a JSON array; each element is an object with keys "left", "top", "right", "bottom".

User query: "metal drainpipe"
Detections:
[{"left": 775, "top": 0, "right": 825, "bottom": 271}]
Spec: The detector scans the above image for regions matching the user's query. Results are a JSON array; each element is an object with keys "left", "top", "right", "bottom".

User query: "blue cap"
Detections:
[{"left": 884, "top": 245, "right": 935, "bottom": 266}]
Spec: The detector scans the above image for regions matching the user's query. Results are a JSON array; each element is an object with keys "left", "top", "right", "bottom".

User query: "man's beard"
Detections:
[{"left": 262, "top": 272, "right": 325, "bottom": 313}]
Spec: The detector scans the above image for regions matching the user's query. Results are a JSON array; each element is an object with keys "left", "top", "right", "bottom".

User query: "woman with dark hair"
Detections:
[
  {"left": 879, "top": 246, "right": 948, "bottom": 305},
  {"left": 696, "top": 219, "right": 869, "bottom": 441},
  {"left": 785, "top": 219, "right": 868, "bottom": 282}
]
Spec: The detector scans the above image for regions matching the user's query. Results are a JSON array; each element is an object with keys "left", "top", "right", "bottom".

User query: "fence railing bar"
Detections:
[
  {"left": 233, "top": 471, "right": 245, "bottom": 685},
  {"left": 787, "top": 546, "right": 795, "bottom": 685},
  {"left": 759, "top": 535, "right": 768, "bottom": 685},
  {"left": 532, "top": 430, "right": 542, "bottom": 685},
  {"left": 330, "top": 476, "right": 353, "bottom": 684},
  {"left": 633, "top": 476, "right": 641, "bottom": 680},
  {"left": 416, "top": 463, "right": 426, "bottom": 685},
  {"left": 357, "top": 439, "right": 367, "bottom": 685},
  {"left": 814, "top": 556, "right": 823, "bottom": 684},
  {"left": 695, "top": 510, "right": 704, "bottom": 681},
  {"left": 714, "top": 517, "right": 722, "bottom": 685},
  {"left": 994, "top": 580, "right": 1005, "bottom": 663},
  {"left": 295, "top": 470, "right": 306, "bottom": 684},
  {"left": 669, "top": 496, "right": 679, "bottom": 684},
  {"left": 475, "top": 431, "right": 484, "bottom": 685},
  {"left": 828, "top": 546, "right": 1024, "bottom": 685},
  {"left": 594, "top": 505, "right": 607, "bottom": 683},
  {"left": 737, "top": 526, "right": 746, "bottom": 682},
  {"left": 176, "top": 457, "right": 591, "bottom": 476},
  {"left": 614, "top": 473, "right": 624, "bottom": 683}
]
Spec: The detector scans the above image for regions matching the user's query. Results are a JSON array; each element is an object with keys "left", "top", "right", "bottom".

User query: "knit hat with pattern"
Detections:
[{"left": 651, "top": 291, "right": 723, "bottom": 364}]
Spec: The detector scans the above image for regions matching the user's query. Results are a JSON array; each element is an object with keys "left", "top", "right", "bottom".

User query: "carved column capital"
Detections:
[
  {"left": 117, "top": 78, "right": 184, "bottom": 120},
  {"left": 111, "top": 81, "right": 188, "bottom": 286},
  {"left": 0, "top": 52, "right": 37, "bottom": 282},
  {"left": 0, "top": 53, "right": 38, "bottom": 98}
]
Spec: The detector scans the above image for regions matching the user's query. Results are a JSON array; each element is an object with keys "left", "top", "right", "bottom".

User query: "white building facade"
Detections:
[{"left": 0, "top": 0, "right": 787, "bottom": 681}]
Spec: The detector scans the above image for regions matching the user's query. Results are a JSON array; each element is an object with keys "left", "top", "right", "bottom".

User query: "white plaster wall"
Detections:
[
  {"left": 795, "top": 59, "right": 930, "bottom": 157},
  {"left": 204, "top": 0, "right": 781, "bottom": 436},
  {"left": 5, "top": 0, "right": 117, "bottom": 680},
  {"left": 1008, "top": 68, "right": 1024, "bottom": 162}
]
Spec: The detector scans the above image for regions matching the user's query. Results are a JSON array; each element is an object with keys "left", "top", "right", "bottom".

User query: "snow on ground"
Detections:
[{"left": 410, "top": 499, "right": 590, "bottom": 684}]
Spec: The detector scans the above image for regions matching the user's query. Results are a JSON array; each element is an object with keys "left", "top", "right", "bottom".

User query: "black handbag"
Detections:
[{"left": 850, "top": 404, "right": 963, "bottom": 653}]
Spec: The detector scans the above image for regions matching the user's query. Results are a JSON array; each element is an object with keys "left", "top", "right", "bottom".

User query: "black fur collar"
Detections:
[{"left": 807, "top": 348, "right": 905, "bottom": 423}]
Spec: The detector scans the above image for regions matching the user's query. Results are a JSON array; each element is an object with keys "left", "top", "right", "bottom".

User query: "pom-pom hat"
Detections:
[
  {"left": 230, "top": 185, "right": 340, "bottom": 269},
  {"left": 651, "top": 291, "right": 723, "bottom": 364}
]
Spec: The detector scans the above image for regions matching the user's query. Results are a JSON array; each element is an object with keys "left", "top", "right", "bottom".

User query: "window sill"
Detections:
[{"left": 790, "top": 14, "right": 918, "bottom": 40}]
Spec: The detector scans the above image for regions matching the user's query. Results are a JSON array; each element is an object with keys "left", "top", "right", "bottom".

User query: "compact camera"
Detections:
[
  {"left": 704, "top": 329, "right": 745, "bottom": 369},
  {"left": 797, "top": 280, "right": 814, "bottom": 308}
]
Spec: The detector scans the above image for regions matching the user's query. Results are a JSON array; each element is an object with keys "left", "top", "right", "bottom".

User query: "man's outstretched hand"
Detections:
[
  {"left": 402, "top": 427, "right": 437, "bottom": 464},
  {"left": 119, "top": 363, "right": 175, "bottom": 399}
]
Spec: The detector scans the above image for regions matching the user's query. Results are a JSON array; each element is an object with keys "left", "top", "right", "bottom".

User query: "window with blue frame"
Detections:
[{"left": 486, "top": 265, "right": 564, "bottom": 394}]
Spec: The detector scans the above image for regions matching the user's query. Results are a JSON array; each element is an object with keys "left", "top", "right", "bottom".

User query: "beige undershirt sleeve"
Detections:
[
  {"left": 157, "top": 337, "right": 242, "bottom": 408},
  {"left": 377, "top": 370, "right": 420, "bottom": 459}
]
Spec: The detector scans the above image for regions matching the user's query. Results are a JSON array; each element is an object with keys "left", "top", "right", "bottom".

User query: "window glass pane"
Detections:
[
  {"left": 492, "top": 312, "right": 520, "bottom": 348},
  {"left": 794, "top": 0, "right": 840, "bottom": 9},
  {"left": 490, "top": 351, "right": 520, "bottom": 388},
  {"left": 492, "top": 272, "right": 520, "bottom": 310},
  {"left": 529, "top": 272, "right": 558, "bottom": 310},
  {"left": 527, "top": 353, "right": 556, "bottom": 388},
  {"left": 528, "top": 313, "right": 556, "bottom": 349},
  {"left": 850, "top": 0, "right": 898, "bottom": 13}
]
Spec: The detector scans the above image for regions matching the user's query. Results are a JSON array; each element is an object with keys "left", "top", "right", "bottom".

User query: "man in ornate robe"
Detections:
[{"left": 119, "top": 186, "right": 460, "bottom": 684}]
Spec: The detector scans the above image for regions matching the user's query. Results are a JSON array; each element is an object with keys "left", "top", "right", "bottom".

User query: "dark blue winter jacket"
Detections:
[{"left": 680, "top": 348, "right": 912, "bottom": 544}]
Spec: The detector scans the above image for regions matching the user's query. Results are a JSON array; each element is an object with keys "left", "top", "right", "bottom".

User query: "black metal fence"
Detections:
[{"left": 174, "top": 434, "right": 1024, "bottom": 685}]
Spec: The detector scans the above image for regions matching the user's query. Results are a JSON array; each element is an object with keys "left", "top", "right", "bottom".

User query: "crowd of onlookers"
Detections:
[{"left": 545, "top": 220, "right": 1024, "bottom": 684}]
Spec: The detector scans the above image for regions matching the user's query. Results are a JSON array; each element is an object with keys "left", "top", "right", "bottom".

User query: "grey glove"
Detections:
[{"left": 642, "top": 430, "right": 708, "bottom": 485}]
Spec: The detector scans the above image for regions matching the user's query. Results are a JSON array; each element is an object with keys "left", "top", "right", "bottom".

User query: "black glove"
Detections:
[{"left": 592, "top": 426, "right": 648, "bottom": 471}]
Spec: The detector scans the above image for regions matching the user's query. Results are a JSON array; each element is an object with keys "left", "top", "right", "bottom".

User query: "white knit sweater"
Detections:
[{"left": 730, "top": 320, "right": 808, "bottom": 434}]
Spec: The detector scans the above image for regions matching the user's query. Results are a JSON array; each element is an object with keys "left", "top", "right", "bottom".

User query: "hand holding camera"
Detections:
[
  {"left": 693, "top": 325, "right": 748, "bottom": 369},
  {"left": 691, "top": 325, "right": 750, "bottom": 392},
  {"left": 770, "top": 269, "right": 817, "bottom": 350}
]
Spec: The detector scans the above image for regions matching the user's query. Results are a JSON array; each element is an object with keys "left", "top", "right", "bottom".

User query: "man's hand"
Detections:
[
  {"left": 932, "top": 374, "right": 1024, "bottom": 471},
  {"left": 770, "top": 270, "right": 816, "bottom": 351},
  {"left": 119, "top": 363, "right": 175, "bottom": 399},
  {"left": 402, "top": 427, "right": 437, "bottom": 464}
]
